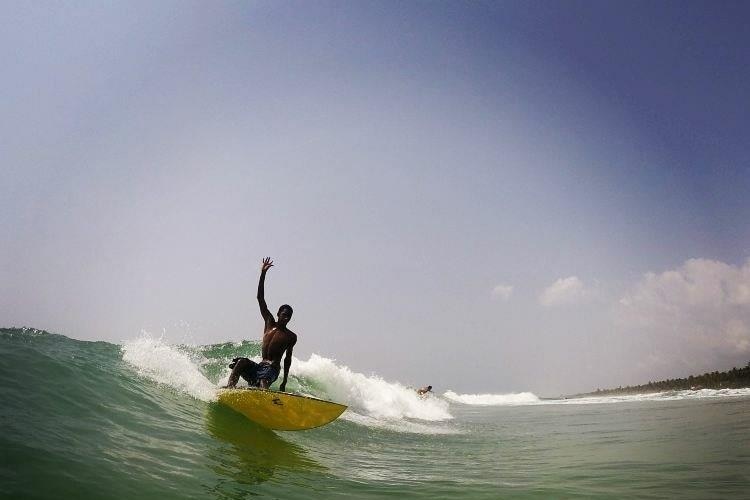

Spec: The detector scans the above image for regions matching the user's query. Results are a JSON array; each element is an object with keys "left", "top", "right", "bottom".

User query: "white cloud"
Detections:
[
  {"left": 618, "top": 258, "right": 750, "bottom": 367},
  {"left": 491, "top": 284, "right": 514, "bottom": 301},
  {"left": 620, "top": 258, "right": 750, "bottom": 310},
  {"left": 539, "top": 276, "right": 590, "bottom": 307}
]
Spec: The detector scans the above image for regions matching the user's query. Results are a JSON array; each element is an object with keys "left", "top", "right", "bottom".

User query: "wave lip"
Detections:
[
  {"left": 443, "top": 390, "right": 540, "bottom": 406},
  {"left": 122, "top": 333, "right": 218, "bottom": 402},
  {"left": 294, "top": 354, "right": 453, "bottom": 426}
]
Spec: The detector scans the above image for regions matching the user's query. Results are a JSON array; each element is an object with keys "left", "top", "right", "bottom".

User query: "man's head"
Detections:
[{"left": 277, "top": 304, "right": 293, "bottom": 325}]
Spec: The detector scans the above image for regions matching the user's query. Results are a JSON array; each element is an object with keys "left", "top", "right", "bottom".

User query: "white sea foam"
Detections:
[
  {"left": 545, "top": 388, "right": 750, "bottom": 405},
  {"left": 122, "top": 333, "right": 217, "bottom": 402},
  {"left": 443, "top": 387, "right": 750, "bottom": 407},
  {"left": 443, "top": 391, "right": 541, "bottom": 406},
  {"left": 292, "top": 354, "right": 454, "bottom": 433},
  {"left": 445, "top": 388, "right": 750, "bottom": 406}
]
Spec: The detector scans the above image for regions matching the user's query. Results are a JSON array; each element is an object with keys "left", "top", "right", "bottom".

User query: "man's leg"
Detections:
[{"left": 225, "top": 358, "right": 258, "bottom": 388}]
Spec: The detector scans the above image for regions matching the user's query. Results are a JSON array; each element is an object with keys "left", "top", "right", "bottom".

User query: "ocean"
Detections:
[{"left": 1, "top": 328, "right": 748, "bottom": 499}]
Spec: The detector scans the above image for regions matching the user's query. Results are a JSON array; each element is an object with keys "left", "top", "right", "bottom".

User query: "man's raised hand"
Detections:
[{"left": 261, "top": 257, "right": 274, "bottom": 272}]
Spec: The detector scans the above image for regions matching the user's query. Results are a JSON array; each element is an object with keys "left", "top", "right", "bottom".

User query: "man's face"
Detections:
[{"left": 278, "top": 308, "right": 292, "bottom": 324}]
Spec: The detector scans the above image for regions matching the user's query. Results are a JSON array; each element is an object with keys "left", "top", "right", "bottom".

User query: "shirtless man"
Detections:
[
  {"left": 417, "top": 385, "right": 433, "bottom": 396},
  {"left": 225, "top": 257, "right": 297, "bottom": 391}
]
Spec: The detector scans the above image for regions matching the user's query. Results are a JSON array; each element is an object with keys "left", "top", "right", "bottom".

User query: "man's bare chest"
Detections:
[{"left": 263, "top": 326, "right": 289, "bottom": 343}]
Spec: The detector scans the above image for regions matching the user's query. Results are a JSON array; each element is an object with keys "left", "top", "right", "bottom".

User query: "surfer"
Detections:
[
  {"left": 417, "top": 385, "right": 433, "bottom": 396},
  {"left": 225, "top": 257, "right": 297, "bottom": 392}
]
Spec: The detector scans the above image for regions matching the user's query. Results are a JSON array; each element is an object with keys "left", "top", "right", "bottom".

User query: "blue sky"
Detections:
[{"left": 2, "top": 1, "right": 749, "bottom": 394}]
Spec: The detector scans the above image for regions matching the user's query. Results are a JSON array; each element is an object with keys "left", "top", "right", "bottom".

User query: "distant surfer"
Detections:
[
  {"left": 417, "top": 385, "right": 432, "bottom": 396},
  {"left": 225, "top": 257, "right": 297, "bottom": 392}
]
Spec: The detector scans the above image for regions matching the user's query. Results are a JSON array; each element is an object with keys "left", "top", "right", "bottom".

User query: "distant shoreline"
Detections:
[{"left": 568, "top": 362, "right": 750, "bottom": 398}]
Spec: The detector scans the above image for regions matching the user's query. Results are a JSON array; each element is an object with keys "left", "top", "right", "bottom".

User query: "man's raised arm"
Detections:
[{"left": 257, "top": 257, "right": 274, "bottom": 323}]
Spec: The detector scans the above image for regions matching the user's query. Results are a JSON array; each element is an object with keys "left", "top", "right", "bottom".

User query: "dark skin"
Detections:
[{"left": 257, "top": 257, "right": 297, "bottom": 391}]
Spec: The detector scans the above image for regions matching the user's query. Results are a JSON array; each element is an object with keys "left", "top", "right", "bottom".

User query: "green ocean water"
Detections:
[{"left": 1, "top": 328, "right": 749, "bottom": 499}]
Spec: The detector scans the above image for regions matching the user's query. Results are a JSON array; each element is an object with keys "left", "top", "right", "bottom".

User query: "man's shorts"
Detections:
[{"left": 231, "top": 358, "right": 280, "bottom": 387}]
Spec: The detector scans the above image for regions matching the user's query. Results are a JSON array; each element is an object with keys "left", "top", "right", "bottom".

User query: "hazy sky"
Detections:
[{"left": 3, "top": 1, "right": 749, "bottom": 395}]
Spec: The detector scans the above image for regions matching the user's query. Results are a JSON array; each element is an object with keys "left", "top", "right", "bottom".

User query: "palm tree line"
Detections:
[{"left": 582, "top": 361, "right": 750, "bottom": 396}]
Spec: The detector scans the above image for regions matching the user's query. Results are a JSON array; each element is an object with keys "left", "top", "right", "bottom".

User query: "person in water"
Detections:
[
  {"left": 417, "top": 385, "right": 432, "bottom": 396},
  {"left": 225, "top": 257, "right": 297, "bottom": 391}
]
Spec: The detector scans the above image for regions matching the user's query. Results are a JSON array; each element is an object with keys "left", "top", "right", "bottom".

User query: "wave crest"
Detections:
[
  {"left": 443, "top": 390, "right": 540, "bottom": 406},
  {"left": 294, "top": 354, "right": 453, "bottom": 425},
  {"left": 122, "top": 333, "right": 218, "bottom": 402}
]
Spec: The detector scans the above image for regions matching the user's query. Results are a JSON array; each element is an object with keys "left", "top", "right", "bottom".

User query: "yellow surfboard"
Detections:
[{"left": 217, "top": 388, "right": 347, "bottom": 431}]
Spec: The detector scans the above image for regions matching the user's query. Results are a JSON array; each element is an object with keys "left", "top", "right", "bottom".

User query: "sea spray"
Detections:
[
  {"left": 293, "top": 354, "right": 453, "bottom": 422},
  {"left": 290, "top": 354, "right": 457, "bottom": 434},
  {"left": 122, "top": 333, "right": 217, "bottom": 402}
]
